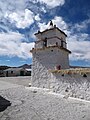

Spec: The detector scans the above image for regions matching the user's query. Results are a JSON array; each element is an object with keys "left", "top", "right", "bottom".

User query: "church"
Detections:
[
  {"left": 30, "top": 21, "right": 90, "bottom": 100},
  {"left": 31, "top": 21, "right": 71, "bottom": 70},
  {"left": 30, "top": 21, "right": 71, "bottom": 87}
]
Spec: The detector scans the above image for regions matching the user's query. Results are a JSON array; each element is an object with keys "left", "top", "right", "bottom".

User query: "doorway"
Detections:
[{"left": 20, "top": 71, "right": 24, "bottom": 76}]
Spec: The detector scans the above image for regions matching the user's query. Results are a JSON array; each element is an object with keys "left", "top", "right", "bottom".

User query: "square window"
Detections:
[{"left": 11, "top": 71, "right": 13, "bottom": 74}]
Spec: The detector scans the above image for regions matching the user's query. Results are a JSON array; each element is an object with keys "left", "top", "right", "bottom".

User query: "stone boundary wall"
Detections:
[
  {"left": 49, "top": 69, "right": 90, "bottom": 101},
  {"left": 32, "top": 68, "right": 90, "bottom": 101}
]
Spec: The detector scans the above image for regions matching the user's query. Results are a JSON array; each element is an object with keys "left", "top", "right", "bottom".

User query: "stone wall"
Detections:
[
  {"left": 49, "top": 73, "right": 90, "bottom": 100},
  {"left": 31, "top": 47, "right": 69, "bottom": 88},
  {"left": 32, "top": 69, "right": 90, "bottom": 100}
]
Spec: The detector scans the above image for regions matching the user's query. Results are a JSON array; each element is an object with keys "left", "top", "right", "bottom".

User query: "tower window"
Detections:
[
  {"left": 61, "top": 40, "right": 63, "bottom": 47},
  {"left": 56, "top": 42, "right": 58, "bottom": 46},
  {"left": 11, "top": 71, "right": 13, "bottom": 74},
  {"left": 43, "top": 38, "right": 47, "bottom": 47}
]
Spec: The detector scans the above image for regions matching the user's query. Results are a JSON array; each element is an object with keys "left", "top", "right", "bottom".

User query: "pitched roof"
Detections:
[
  {"left": 35, "top": 27, "right": 67, "bottom": 37},
  {"left": 4, "top": 68, "right": 25, "bottom": 72}
]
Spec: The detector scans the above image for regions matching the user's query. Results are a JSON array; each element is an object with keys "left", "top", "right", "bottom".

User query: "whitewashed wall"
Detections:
[
  {"left": 56, "top": 29, "right": 66, "bottom": 42},
  {"left": 31, "top": 47, "right": 69, "bottom": 88},
  {"left": 49, "top": 73, "right": 90, "bottom": 100},
  {"left": 32, "top": 67, "right": 90, "bottom": 101},
  {"left": 35, "top": 28, "right": 67, "bottom": 49},
  {"left": 35, "top": 41, "right": 43, "bottom": 49},
  {"left": 35, "top": 38, "right": 62, "bottom": 49}
]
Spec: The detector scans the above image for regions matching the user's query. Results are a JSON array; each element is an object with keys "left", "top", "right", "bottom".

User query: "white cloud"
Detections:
[
  {"left": 20, "top": 42, "right": 34, "bottom": 58},
  {"left": 38, "top": 22, "right": 49, "bottom": 31},
  {"left": 41, "top": 7, "right": 47, "bottom": 13},
  {"left": 0, "top": 0, "right": 65, "bottom": 30},
  {"left": 67, "top": 23, "right": 90, "bottom": 62},
  {"left": 35, "top": 14, "right": 41, "bottom": 21},
  {"left": 38, "top": 16, "right": 68, "bottom": 32},
  {"left": 68, "top": 40, "right": 90, "bottom": 61},
  {"left": 0, "top": 23, "right": 10, "bottom": 32},
  {"left": 53, "top": 16, "right": 68, "bottom": 31},
  {"left": 0, "top": 32, "right": 34, "bottom": 59},
  {"left": 0, "top": 0, "right": 44, "bottom": 29},
  {"left": 38, "top": 0, "right": 65, "bottom": 8},
  {"left": 5, "top": 9, "right": 35, "bottom": 29},
  {"left": 0, "top": 0, "right": 26, "bottom": 17},
  {"left": 67, "top": 33, "right": 89, "bottom": 42},
  {"left": 74, "top": 19, "right": 90, "bottom": 32}
]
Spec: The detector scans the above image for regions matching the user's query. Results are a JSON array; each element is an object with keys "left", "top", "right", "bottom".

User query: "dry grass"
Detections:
[{"left": 49, "top": 68, "right": 90, "bottom": 75}]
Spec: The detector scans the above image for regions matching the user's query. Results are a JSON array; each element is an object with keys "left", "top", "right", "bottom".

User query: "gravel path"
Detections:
[
  {"left": 0, "top": 78, "right": 90, "bottom": 120},
  {"left": 0, "top": 76, "right": 31, "bottom": 86}
]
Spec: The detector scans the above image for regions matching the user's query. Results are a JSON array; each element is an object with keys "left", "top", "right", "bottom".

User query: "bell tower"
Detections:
[{"left": 31, "top": 21, "right": 71, "bottom": 87}]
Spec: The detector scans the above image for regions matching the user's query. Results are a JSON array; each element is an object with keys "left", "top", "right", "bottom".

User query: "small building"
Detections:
[
  {"left": 4, "top": 68, "right": 26, "bottom": 77},
  {"left": 25, "top": 69, "right": 32, "bottom": 76},
  {"left": 0, "top": 70, "right": 4, "bottom": 77}
]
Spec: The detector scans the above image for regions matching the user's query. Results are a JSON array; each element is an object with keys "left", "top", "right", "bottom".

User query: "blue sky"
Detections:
[{"left": 0, "top": 0, "right": 90, "bottom": 67}]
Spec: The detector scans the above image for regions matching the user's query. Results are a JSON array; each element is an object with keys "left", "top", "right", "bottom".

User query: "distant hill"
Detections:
[
  {"left": 0, "top": 66, "right": 10, "bottom": 70},
  {"left": 0, "top": 64, "right": 32, "bottom": 71},
  {"left": 18, "top": 64, "right": 31, "bottom": 69},
  {"left": 0, "top": 64, "right": 89, "bottom": 71},
  {"left": 70, "top": 66, "right": 90, "bottom": 68}
]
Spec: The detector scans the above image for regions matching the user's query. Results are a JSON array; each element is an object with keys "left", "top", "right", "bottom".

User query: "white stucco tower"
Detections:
[{"left": 31, "top": 21, "right": 71, "bottom": 87}]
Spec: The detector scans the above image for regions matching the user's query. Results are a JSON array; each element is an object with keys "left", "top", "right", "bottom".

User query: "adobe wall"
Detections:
[
  {"left": 32, "top": 66, "right": 90, "bottom": 100},
  {"left": 35, "top": 28, "right": 67, "bottom": 49},
  {"left": 31, "top": 47, "right": 69, "bottom": 88},
  {"left": 49, "top": 73, "right": 90, "bottom": 100}
]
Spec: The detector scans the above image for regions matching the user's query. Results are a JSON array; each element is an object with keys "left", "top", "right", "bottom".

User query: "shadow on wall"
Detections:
[{"left": 0, "top": 96, "right": 11, "bottom": 112}]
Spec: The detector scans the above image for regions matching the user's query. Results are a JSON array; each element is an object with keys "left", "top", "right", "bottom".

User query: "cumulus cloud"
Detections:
[
  {"left": 0, "top": 0, "right": 26, "bottom": 17},
  {"left": 37, "top": 0, "right": 65, "bottom": 8},
  {"left": 38, "top": 22, "right": 49, "bottom": 31},
  {"left": 35, "top": 14, "right": 41, "bottom": 21},
  {"left": 74, "top": 19, "right": 90, "bottom": 32},
  {"left": 53, "top": 16, "right": 68, "bottom": 31},
  {"left": 67, "top": 22, "right": 90, "bottom": 62},
  {"left": 68, "top": 40, "right": 90, "bottom": 61},
  {"left": 5, "top": 9, "right": 35, "bottom": 29},
  {"left": 38, "top": 16, "right": 68, "bottom": 32},
  {"left": 0, "top": 0, "right": 43, "bottom": 29},
  {"left": 0, "top": 32, "right": 34, "bottom": 59},
  {"left": 0, "top": 0, "right": 65, "bottom": 29}
]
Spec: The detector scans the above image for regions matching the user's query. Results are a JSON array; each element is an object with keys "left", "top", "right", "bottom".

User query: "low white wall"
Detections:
[
  {"left": 49, "top": 73, "right": 90, "bottom": 100},
  {"left": 32, "top": 70, "right": 90, "bottom": 101}
]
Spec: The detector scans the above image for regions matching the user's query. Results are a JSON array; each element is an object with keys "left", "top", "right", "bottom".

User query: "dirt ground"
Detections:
[{"left": 0, "top": 77, "right": 90, "bottom": 120}]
